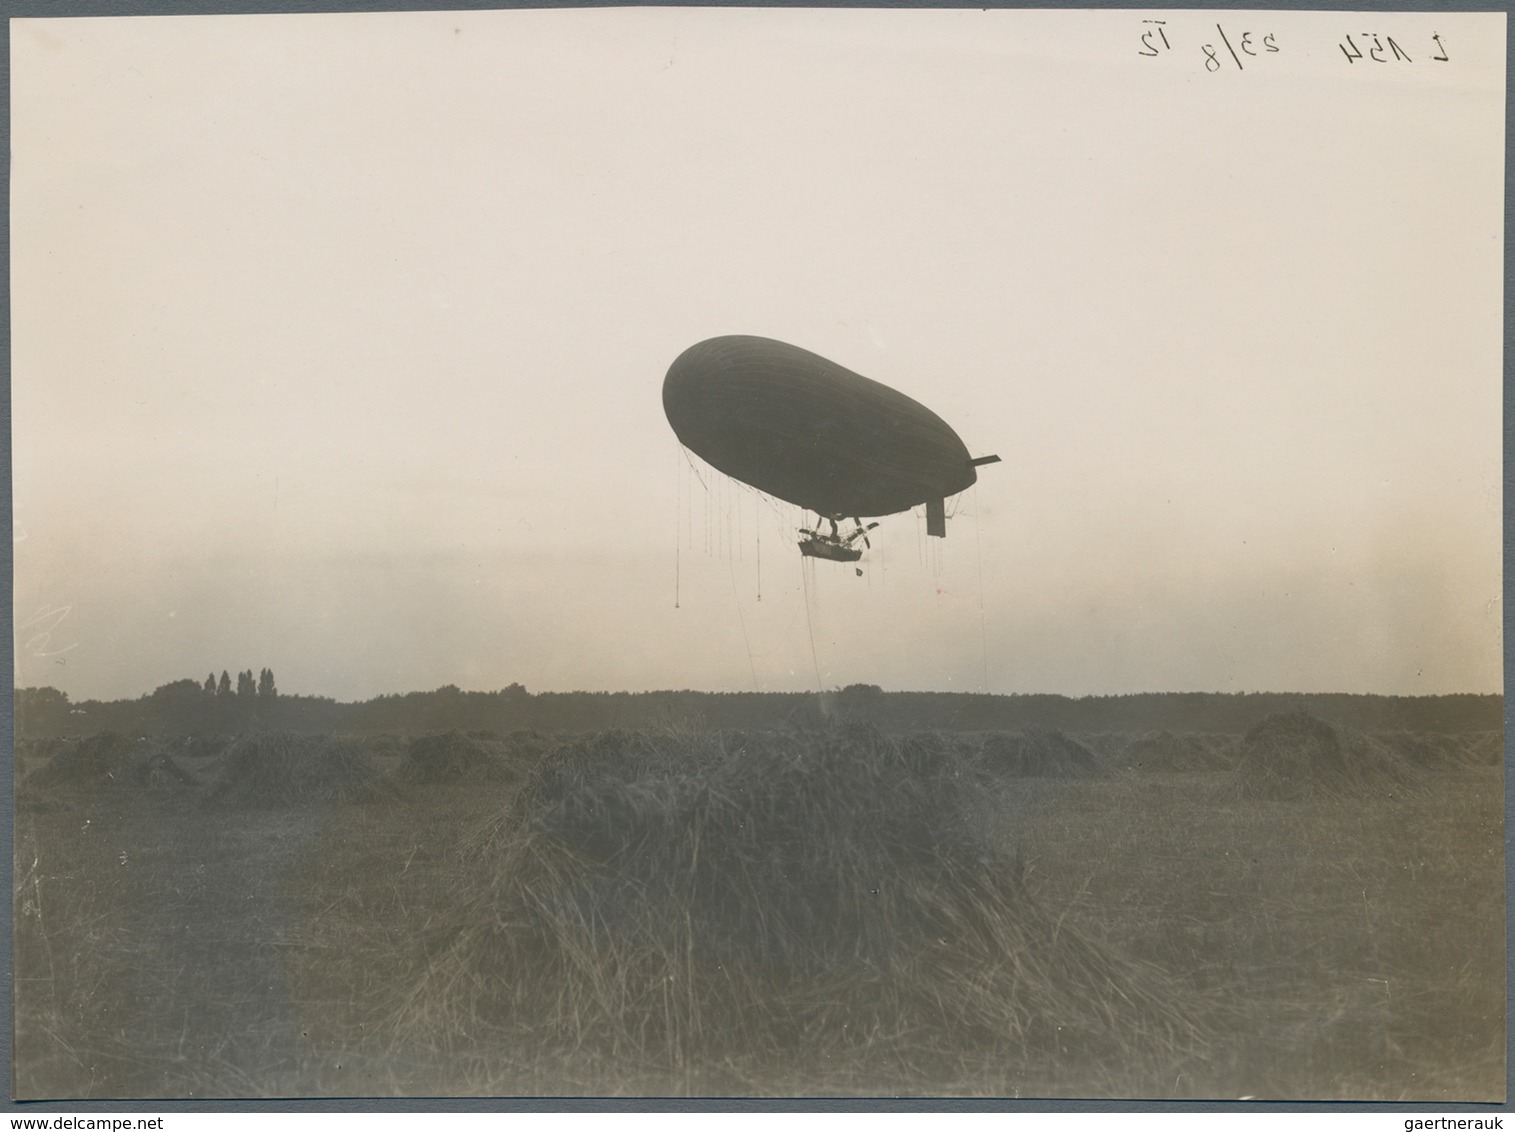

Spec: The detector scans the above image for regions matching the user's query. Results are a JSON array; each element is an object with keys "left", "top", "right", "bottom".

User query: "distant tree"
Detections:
[
  {"left": 204, "top": 672, "right": 217, "bottom": 697},
  {"left": 218, "top": 670, "right": 232, "bottom": 697},
  {"left": 836, "top": 683, "right": 884, "bottom": 717},
  {"left": 152, "top": 678, "right": 203, "bottom": 701},
  {"left": 15, "top": 686, "right": 71, "bottom": 734},
  {"left": 18, "top": 686, "right": 70, "bottom": 711},
  {"left": 258, "top": 667, "right": 278, "bottom": 699},
  {"left": 839, "top": 683, "right": 883, "bottom": 700},
  {"left": 150, "top": 678, "right": 210, "bottom": 731},
  {"left": 237, "top": 669, "right": 256, "bottom": 699}
]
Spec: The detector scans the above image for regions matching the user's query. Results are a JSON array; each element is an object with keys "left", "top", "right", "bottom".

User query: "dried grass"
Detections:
[
  {"left": 1384, "top": 729, "right": 1503, "bottom": 769},
  {"left": 206, "top": 732, "right": 398, "bottom": 809},
  {"left": 392, "top": 731, "right": 512, "bottom": 786},
  {"left": 398, "top": 723, "right": 1204, "bottom": 1093},
  {"left": 977, "top": 728, "right": 1103, "bottom": 779},
  {"left": 26, "top": 732, "right": 146, "bottom": 788},
  {"left": 1120, "top": 731, "right": 1237, "bottom": 773},
  {"left": 1459, "top": 730, "right": 1504, "bottom": 767},
  {"left": 1233, "top": 712, "right": 1425, "bottom": 801}
]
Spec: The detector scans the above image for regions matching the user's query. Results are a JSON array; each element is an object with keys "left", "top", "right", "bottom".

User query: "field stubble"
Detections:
[
  {"left": 11, "top": 722, "right": 1505, "bottom": 1100},
  {"left": 1006, "top": 768, "right": 1504, "bottom": 1099}
]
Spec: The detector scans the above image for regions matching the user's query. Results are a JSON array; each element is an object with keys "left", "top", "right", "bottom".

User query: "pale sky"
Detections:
[{"left": 11, "top": 8, "right": 1505, "bottom": 701}]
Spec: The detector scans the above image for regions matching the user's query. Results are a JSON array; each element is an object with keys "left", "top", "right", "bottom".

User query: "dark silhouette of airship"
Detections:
[{"left": 664, "top": 335, "right": 997, "bottom": 559}]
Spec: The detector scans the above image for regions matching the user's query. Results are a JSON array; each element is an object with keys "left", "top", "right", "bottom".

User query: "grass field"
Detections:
[{"left": 12, "top": 720, "right": 1505, "bottom": 1100}]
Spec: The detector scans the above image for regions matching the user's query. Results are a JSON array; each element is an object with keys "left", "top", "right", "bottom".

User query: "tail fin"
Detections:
[{"left": 926, "top": 497, "right": 946, "bottom": 538}]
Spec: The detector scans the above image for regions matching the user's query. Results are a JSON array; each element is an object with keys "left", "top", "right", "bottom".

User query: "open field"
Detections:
[{"left": 12, "top": 719, "right": 1505, "bottom": 1100}]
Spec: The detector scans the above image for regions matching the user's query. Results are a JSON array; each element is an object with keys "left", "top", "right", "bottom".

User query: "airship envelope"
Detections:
[{"left": 663, "top": 335, "right": 996, "bottom": 538}]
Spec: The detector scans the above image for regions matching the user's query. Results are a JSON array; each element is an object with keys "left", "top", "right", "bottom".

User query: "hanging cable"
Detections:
[
  {"left": 674, "top": 447, "right": 682, "bottom": 609},
  {"left": 727, "top": 547, "right": 759, "bottom": 691},
  {"left": 800, "top": 554, "right": 823, "bottom": 692},
  {"left": 756, "top": 501, "right": 762, "bottom": 601},
  {"left": 974, "top": 484, "right": 988, "bottom": 691}
]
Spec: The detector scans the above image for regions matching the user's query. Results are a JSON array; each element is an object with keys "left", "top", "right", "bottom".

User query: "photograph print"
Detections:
[{"left": 10, "top": 6, "right": 1506, "bottom": 1100}]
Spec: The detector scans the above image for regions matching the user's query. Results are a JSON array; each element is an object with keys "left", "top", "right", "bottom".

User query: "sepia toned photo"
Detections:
[{"left": 10, "top": 6, "right": 1506, "bottom": 1101}]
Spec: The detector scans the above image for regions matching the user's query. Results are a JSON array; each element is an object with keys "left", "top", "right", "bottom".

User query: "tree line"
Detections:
[
  {"left": 201, "top": 668, "right": 278, "bottom": 700},
  {"left": 12, "top": 680, "right": 1503, "bottom": 739}
]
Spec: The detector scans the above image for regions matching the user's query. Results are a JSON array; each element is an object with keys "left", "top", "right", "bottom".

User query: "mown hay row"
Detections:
[
  {"left": 20, "top": 732, "right": 201, "bottom": 809},
  {"left": 977, "top": 728, "right": 1103, "bottom": 779},
  {"left": 171, "top": 735, "right": 234, "bottom": 760},
  {"left": 206, "top": 732, "right": 398, "bottom": 809},
  {"left": 1075, "top": 732, "right": 1133, "bottom": 760},
  {"left": 25, "top": 731, "right": 147, "bottom": 787},
  {"left": 399, "top": 723, "right": 1204, "bottom": 1094},
  {"left": 1458, "top": 730, "right": 1504, "bottom": 767},
  {"left": 1120, "top": 731, "right": 1238, "bottom": 773},
  {"left": 1376, "top": 729, "right": 1504, "bottom": 770},
  {"left": 1233, "top": 712, "right": 1426, "bottom": 801},
  {"left": 390, "top": 729, "right": 550, "bottom": 787}
]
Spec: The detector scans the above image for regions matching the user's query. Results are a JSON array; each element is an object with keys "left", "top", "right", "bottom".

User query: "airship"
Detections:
[{"left": 663, "top": 335, "right": 998, "bottom": 561}]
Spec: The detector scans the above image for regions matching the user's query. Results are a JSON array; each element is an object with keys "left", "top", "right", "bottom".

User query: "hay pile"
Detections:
[
  {"left": 978, "top": 728, "right": 1102, "bottom": 779},
  {"left": 400, "top": 723, "right": 1201, "bottom": 1094},
  {"left": 206, "top": 732, "right": 397, "bottom": 809},
  {"left": 353, "top": 734, "right": 411, "bottom": 760},
  {"left": 175, "top": 735, "right": 231, "bottom": 760},
  {"left": 20, "top": 732, "right": 198, "bottom": 806},
  {"left": 1380, "top": 729, "right": 1504, "bottom": 770},
  {"left": 1121, "top": 731, "right": 1237, "bottom": 773},
  {"left": 394, "top": 731, "right": 516, "bottom": 786},
  {"left": 1459, "top": 730, "right": 1504, "bottom": 767},
  {"left": 896, "top": 728, "right": 982, "bottom": 774},
  {"left": 1234, "top": 712, "right": 1423, "bottom": 801},
  {"left": 1383, "top": 731, "right": 1469, "bottom": 769},
  {"left": 27, "top": 732, "right": 146, "bottom": 789},
  {"left": 498, "top": 728, "right": 557, "bottom": 762},
  {"left": 1077, "top": 732, "right": 1133, "bottom": 760},
  {"left": 129, "top": 752, "right": 198, "bottom": 794},
  {"left": 14, "top": 738, "right": 78, "bottom": 787}
]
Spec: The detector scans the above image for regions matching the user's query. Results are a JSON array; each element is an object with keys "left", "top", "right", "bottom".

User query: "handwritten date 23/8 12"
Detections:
[
  {"left": 1139, "top": 21, "right": 1454, "bottom": 72},
  {"left": 1138, "top": 20, "right": 1278, "bottom": 71}
]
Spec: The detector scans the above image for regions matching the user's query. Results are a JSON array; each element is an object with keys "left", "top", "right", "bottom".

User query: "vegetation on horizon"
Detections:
[{"left": 14, "top": 681, "right": 1504, "bottom": 741}]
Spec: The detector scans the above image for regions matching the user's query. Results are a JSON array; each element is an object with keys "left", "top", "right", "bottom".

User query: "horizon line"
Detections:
[{"left": 14, "top": 683, "right": 1507, "bottom": 703}]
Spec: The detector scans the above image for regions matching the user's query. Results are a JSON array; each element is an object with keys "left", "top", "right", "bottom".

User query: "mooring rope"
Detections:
[{"left": 799, "top": 553, "right": 823, "bottom": 692}]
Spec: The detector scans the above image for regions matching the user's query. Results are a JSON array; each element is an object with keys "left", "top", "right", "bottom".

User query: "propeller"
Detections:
[{"left": 849, "top": 519, "right": 880, "bottom": 549}]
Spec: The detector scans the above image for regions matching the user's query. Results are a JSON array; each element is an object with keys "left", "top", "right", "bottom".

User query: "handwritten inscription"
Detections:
[
  {"left": 1339, "top": 32, "right": 1449, "bottom": 64},
  {"left": 1137, "top": 19, "right": 1171, "bottom": 56},
  {"left": 1202, "top": 24, "right": 1279, "bottom": 72},
  {"left": 1138, "top": 20, "right": 1279, "bottom": 71},
  {"left": 1138, "top": 20, "right": 1452, "bottom": 71},
  {"left": 21, "top": 604, "right": 78, "bottom": 663}
]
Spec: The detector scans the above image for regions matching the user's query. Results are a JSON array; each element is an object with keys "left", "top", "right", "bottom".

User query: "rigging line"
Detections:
[
  {"left": 756, "top": 502, "right": 762, "bottom": 601},
  {"left": 675, "top": 448, "right": 682, "bottom": 609},
  {"left": 727, "top": 547, "right": 759, "bottom": 692},
  {"left": 974, "top": 484, "right": 988, "bottom": 692},
  {"left": 799, "top": 554, "right": 823, "bottom": 692},
  {"left": 677, "top": 444, "right": 709, "bottom": 554},
  {"left": 679, "top": 444, "right": 711, "bottom": 492}
]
